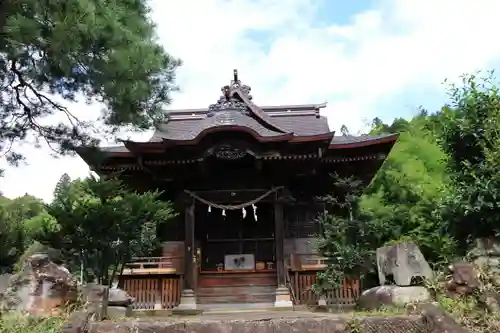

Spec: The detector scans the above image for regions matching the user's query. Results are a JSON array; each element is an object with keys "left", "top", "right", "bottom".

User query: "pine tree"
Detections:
[
  {"left": 53, "top": 173, "right": 72, "bottom": 199},
  {"left": 0, "top": 0, "right": 181, "bottom": 165}
]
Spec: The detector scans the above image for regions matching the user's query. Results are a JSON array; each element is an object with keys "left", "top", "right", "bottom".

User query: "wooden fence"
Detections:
[
  {"left": 289, "top": 271, "right": 360, "bottom": 306},
  {"left": 121, "top": 276, "right": 182, "bottom": 309},
  {"left": 121, "top": 272, "right": 359, "bottom": 310}
]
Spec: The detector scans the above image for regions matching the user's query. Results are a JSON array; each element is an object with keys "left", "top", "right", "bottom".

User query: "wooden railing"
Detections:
[
  {"left": 121, "top": 276, "right": 182, "bottom": 309},
  {"left": 289, "top": 271, "right": 360, "bottom": 307},
  {"left": 287, "top": 253, "right": 329, "bottom": 271},
  {"left": 121, "top": 256, "right": 184, "bottom": 275}
]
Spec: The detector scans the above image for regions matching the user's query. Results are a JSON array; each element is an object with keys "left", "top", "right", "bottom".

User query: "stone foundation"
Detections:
[
  {"left": 88, "top": 314, "right": 428, "bottom": 333},
  {"left": 87, "top": 304, "right": 470, "bottom": 333}
]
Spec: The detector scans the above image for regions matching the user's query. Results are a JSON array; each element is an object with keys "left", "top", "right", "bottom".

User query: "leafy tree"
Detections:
[
  {"left": 40, "top": 174, "right": 177, "bottom": 285},
  {"left": 314, "top": 175, "right": 382, "bottom": 293},
  {"left": 437, "top": 72, "right": 500, "bottom": 245},
  {"left": 0, "top": 194, "right": 47, "bottom": 273},
  {"left": 0, "top": 0, "right": 181, "bottom": 165}
]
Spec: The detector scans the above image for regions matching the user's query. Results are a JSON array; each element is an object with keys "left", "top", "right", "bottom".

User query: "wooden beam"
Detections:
[
  {"left": 274, "top": 192, "right": 286, "bottom": 287},
  {"left": 184, "top": 198, "right": 195, "bottom": 291}
]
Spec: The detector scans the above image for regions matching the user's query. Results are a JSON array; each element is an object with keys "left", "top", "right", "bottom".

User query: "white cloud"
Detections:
[{"left": 3, "top": 0, "right": 500, "bottom": 201}]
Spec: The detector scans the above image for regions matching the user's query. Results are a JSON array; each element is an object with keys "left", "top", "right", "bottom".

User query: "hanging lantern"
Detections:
[
  {"left": 208, "top": 205, "right": 212, "bottom": 213},
  {"left": 222, "top": 209, "right": 226, "bottom": 217},
  {"left": 252, "top": 204, "right": 258, "bottom": 221},
  {"left": 242, "top": 207, "right": 247, "bottom": 219}
]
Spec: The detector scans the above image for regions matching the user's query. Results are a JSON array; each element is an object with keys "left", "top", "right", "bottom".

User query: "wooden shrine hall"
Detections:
[{"left": 77, "top": 70, "right": 398, "bottom": 310}]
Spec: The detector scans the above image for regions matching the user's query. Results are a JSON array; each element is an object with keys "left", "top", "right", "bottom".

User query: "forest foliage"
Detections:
[
  {"left": 315, "top": 72, "right": 500, "bottom": 292},
  {"left": 0, "top": 174, "right": 176, "bottom": 285}
]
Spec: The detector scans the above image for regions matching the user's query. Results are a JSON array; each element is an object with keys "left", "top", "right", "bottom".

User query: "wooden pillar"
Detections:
[
  {"left": 183, "top": 197, "right": 195, "bottom": 291},
  {"left": 274, "top": 193, "right": 286, "bottom": 287}
]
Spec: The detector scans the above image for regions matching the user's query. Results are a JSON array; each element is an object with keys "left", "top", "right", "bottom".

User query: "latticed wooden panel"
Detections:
[
  {"left": 161, "top": 277, "right": 182, "bottom": 309},
  {"left": 121, "top": 277, "right": 181, "bottom": 310},
  {"left": 289, "top": 272, "right": 360, "bottom": 306},
  {"left": 122, "top": 278, "right": 158, "bottom": 309}
]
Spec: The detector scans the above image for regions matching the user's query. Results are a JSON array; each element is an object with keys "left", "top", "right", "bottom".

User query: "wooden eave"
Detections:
[{"left": 327, "top": 133, "right": 399, "bottom": 150}]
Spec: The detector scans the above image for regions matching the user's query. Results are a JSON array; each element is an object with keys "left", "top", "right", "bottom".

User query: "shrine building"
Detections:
[{"left": 77, "top": 70, "right": 398, "bottom": 311}]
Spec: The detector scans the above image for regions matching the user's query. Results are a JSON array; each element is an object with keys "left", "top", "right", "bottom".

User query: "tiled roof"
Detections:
[
  {"left": 90, "top": 71, "right": 398, "bottom": 153},
  {"left": 150, "top": 107, "right": 330, "bottom": 141},
  {"left": 329, "top": 133, "right": 398, "bottom": 147},
  {"left": 149, "top": 70, "right": 331, "bottom": 142}
]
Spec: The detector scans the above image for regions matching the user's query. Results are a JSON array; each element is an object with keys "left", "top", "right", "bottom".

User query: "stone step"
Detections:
[
  {"left": 197, "top": 285, "right": 276, "bottom": 296},
  {"left": 198, "top": 274, "right": 276, "bottom": 288},
  {"left": 197, "top": 293, "right": 275, "bottom": 304},
  {"left": 198, "top": 303, "right": 276, "bottom": 311}
]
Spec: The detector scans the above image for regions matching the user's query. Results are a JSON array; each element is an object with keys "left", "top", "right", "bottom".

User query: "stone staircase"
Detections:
[{"left": 196, "top": 272, "right": 277, "bottom": 310}]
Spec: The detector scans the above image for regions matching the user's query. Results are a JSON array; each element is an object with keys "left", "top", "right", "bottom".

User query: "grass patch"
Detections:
[
  {"left": 436, "top": 294, "right": 500, "bottom": 333},
  {"left": 0, "top": 312, "right": 67, "bottom": 333},
  {"left": 425, "top": 264, "right": 500, "bottom": 333}
]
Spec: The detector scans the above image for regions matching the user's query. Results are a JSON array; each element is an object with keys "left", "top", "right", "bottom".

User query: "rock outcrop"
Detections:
[
  {"left": 0, "top": 253, "right": 78, "bottom": 316},
  {"left": 376, "top": 242, "right": 433, "bottom": 286}
]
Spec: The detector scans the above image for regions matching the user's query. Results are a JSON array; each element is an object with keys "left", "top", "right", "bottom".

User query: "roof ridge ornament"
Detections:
[{"left": 207, "top": 69, "right": 252, "bottom": 116}]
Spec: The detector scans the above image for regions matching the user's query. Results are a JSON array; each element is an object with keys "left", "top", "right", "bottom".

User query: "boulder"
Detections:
[
  {"left": 445, "top": 261, "right": 480, "bottom": 297},
  {"left": 108, "top": 287, "right": 135, "bottom": 307},
  {"left": 106, "top": 305, "right": 133, "bottom": 319},
  {"left": 0, "top": 253, "right": 78, "bottom": 316},
  {"left": 376, "top": 242, "right": 433, "bottom": 286},
  {"left": 81, "top": 284, "right": 134, "bottom": 306},
  {"left": 358, "top": 285, "right": 431, "bottom": 310}
]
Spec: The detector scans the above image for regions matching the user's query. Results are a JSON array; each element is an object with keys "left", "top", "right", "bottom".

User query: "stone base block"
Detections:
[
  {"left": 172, "top": 289, "right": 203, "bottom": 315},
  {"left": 274, "top": 286, "right": 293, "bottom": 308}
]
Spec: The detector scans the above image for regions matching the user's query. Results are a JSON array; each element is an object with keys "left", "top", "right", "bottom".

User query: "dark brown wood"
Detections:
[
  {"left": 198, "top": 272, "right": 277, "bottom": 288},
  {"left": 121, "top": 276, "right": 182, "bottom": 310},
  {"left": 197, "top": 272, "right": 277, "bottom": 305},
  {"left": 184, "top": 199, "right": 195, "bottom": 290},
  {"left": 274, "top": 193, "right": 286, "bottom": 287}
]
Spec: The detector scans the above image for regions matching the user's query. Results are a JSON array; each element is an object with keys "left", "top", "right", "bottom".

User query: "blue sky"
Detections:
[
  {"left": 315, "top": 0, "right": 375, "bottom": 26},
  {"left": 3, "top": 0, "right": 500, "bottom": 201}
]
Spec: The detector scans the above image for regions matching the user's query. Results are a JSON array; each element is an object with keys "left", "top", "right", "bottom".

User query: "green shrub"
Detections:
[{"left": 0, "top": 312, "right": 67, "bottom": 333}]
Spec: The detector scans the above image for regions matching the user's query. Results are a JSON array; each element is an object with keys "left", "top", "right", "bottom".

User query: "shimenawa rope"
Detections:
[{"left": 184, "top": 186, "right": 283, "bottom": 211}]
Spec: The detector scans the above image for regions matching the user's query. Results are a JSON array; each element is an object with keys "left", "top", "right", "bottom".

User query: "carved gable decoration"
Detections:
[
  {"left": 207, "top": 69, "right": 252, "bottom": 116},
  {"left": 213, "top": 144, "right": 247, "bottom": 160},
  {"left": 205, "top": 69, "right": 289, "bottom": 134}
]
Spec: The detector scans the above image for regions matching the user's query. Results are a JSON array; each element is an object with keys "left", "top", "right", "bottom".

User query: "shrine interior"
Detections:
[{"left": 195, "top": 203, "right": 275, "bottom": 272}]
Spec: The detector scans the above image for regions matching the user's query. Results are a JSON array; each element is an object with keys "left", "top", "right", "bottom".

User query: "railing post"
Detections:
[{"left": 154, "top": 278, "right": 163, "bottom": 310}]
